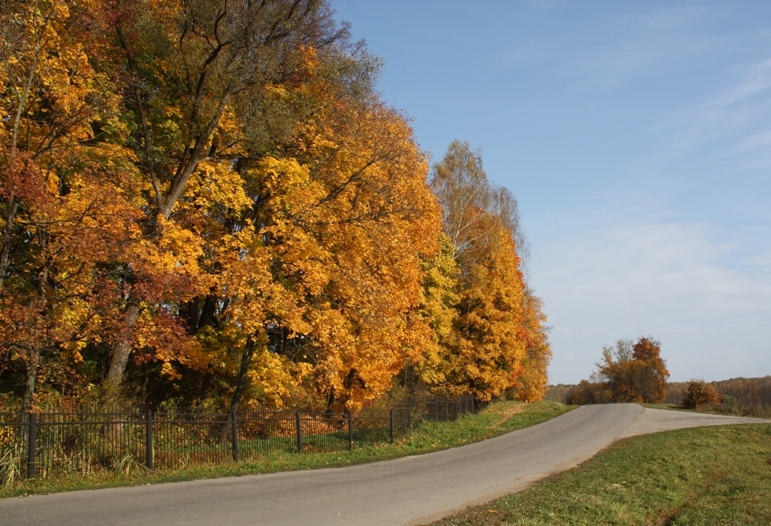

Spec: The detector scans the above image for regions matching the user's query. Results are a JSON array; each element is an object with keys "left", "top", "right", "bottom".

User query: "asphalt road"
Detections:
[{"left": 2, "top": 404, "right": 768, "bottom": 526}]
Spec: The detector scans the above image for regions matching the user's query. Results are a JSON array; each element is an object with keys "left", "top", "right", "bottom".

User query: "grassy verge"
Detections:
[
  {"left": 646, "top": 402, "right": 771, "bottom": 420},
  {"left": 433, "top": 423, "right": 771, "bottom": 526},
  {"left": 0, "top": 399, "right": 572, "bottom": 499}
]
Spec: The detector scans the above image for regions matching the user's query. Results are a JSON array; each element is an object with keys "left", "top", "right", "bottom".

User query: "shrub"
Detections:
[
  {"left": 681, "top": 379, "right": 722, "bottom": 409},
  {"left": 565, "top": 380, "right": 611, "bottom": 405}
]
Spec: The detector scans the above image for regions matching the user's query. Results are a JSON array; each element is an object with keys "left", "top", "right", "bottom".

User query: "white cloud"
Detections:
[
  {"left": 713, "top": 58, "right": 771, "bottom": 106},
  {"left": 492, "top": 5, "right": 714, "bottom": 93},
  {"left": 501, "top": 8, "right": 771, "bottom": 386},
  {"left": 532, "top": 216, "right": 771, "bottom": 384},
  {"left": 642, "top": 55, "right": 771, "bottom": 185}
]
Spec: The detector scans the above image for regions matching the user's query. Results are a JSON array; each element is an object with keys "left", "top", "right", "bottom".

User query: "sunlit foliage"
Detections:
[
  {"left": 567, "top": 337, "right": 669, "bottom": 405},
  {"left": 0, "top": 1, "right": 550, "bottom": 410}
]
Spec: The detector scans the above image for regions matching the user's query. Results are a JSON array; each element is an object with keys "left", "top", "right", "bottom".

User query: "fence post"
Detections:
[
  {"left": 145, "top": 411, "right": 153, "bottom": 470},
  {"left": 407, "top": 397, "right": 413, "bottom": 428},
  {"left": 389, "top": 408, "right": 394, "bottom": 442},
  {"left": 471, "top": 397, "right": 475, "bottom": 414},
  {"left": 26, "top": 412, "right": 36, "bottom": 479},
  {"left": 295, "top": 412, "right": 303, "bottom": 453},
  {"left": 231, "top": 410, "right": 239, "bottom": 462},
  {"left": 347, "top": 411, "right": 353, "bottom": 450},
  {"left": 434, "top": 397, "right": 438, "bottom": 421}
]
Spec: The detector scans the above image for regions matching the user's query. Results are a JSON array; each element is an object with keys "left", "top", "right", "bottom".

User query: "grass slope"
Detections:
[
  {"left": 433, "top": 423, "right": 771, "bottom": 526},
  {"left": 1, "top": 399, "right": 572, "bottom": 498}
]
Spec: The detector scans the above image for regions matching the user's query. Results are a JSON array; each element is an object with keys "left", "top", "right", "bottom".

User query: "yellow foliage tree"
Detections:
[
  {"left": 216, "top": 91, "right": 442, "bottom": 410},
  {"left": 0, "top": 0, "right": 148, "bottom": 407},
  {"left": 509, "top": 290, "right": 552, "bottom": 402},
  {"left": 451, "top": 217, "right": 527, "bottom": 401},
  {"left": 428, "top": 140, "right": 550, "bottom": 401}
]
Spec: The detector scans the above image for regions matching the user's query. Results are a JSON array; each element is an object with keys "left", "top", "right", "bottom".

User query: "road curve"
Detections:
[{"left": 2, "top": 404, "right": 768, "bottom": 526}]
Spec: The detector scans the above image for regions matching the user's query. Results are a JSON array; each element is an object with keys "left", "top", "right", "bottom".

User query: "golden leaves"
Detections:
[
  {"left": 421, "top": 141, "right": 551, "bottom": 402},
  {"left": 0, "top": 1, "right": 550, "bottom": 410},
  {"left": 183, "top": 160, "right": 251, "bottom": 219}
]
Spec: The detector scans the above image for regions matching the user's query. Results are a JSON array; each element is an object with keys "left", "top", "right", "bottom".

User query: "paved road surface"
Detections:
[{"left": 2, "top": 404, "right": 768, "bottom": 526}]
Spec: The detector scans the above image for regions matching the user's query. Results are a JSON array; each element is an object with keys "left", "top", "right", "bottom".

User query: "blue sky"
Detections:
[{"left": 332, "top": 1, "right": 771, "bottom": 384}]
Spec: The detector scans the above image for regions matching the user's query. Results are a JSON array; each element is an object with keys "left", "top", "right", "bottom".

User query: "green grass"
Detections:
[
  {"left": 0, "top": 399, "right": 573, "bottom": 498},
  {"left": 432, "top": 423, "right": 771, "bottom": 526}
]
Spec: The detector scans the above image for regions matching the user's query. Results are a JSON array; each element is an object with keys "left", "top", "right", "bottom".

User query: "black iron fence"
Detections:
[{"left": 0, "top": 395, "right": 477, "bottom": 483}]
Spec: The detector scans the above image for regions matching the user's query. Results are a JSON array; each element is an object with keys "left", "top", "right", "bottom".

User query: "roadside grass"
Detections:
[
  {"left": 433, "top": 423, "right": 771, "bottom": 526},
  {"left": 646, "top": 402, "right": 771, "bottom": 420},
  {"left": 0, "top": 399, "right": 573, "bottom": 498}
]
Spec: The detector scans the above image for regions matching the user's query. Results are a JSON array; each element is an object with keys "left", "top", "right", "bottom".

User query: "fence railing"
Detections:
[{"left": 0, "top": 395, "right": 477, "bottom": 483}]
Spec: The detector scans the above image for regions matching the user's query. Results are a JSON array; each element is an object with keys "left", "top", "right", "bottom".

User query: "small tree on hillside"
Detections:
[
  {"left": 681, "top": 379, "right": 722, "bottom": 409},
  {"left": 596, "top": 337, "right": 669, "bottom": 404},
  {"left": 629, "top": 338, "right": 669, "bottom": 403}
]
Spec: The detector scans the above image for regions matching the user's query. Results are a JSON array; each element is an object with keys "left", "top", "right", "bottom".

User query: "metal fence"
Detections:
[{"left": 0, "top": 395, "right": 477, "bottom": 482}]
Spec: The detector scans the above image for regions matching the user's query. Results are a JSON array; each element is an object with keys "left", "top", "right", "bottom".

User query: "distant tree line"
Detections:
[
  {"left": 546, "top": 347, "right": 770, "bottom": 419},
  {"left": 666, "top": 376, "right": 771, "bottom": 418}
]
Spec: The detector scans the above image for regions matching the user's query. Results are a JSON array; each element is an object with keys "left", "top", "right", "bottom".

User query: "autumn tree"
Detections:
[
  {"left": 71, "top": 0, "right": 354, "bottom": 397},
  {"left": 430, "top": 141, "right": 524, "bottom": 266},
  {"left": 450, "top": 219, "right": 527, "bottom": 400},
  {"left": 681, "top": 379, "right": 721, "bottom": 409},
  {"left": 411, "top": 234, "right": 461, "bottom": 391},
  {"left": 0, "top": 0, "right": 363, "bottom": 408},
  {"left": 214, "top": 86, "right": 442, "bottom": 411},
  {"left": 118, "top": 24, "right": 444, "bottom": 411},
  {"left": 565, "top": 379, "right": 611, "bottom": 405},
  {"left": 509, "top": 289, "right": 552, "bottom": 402},
  {"left": 629, "top": 337, "right": 669, "bottom": 403},
  {"left": 0, "top": 0, "right": 145, "bottom": 407},
  {"left": 425, "top": 140, "right": 550, "bottom": 401},
  {"left": 595, "top": 337, "right": 669, "bottom": 404}
]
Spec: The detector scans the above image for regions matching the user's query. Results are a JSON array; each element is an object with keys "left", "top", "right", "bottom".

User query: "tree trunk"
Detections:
[
  {"left": 0, "top": 197, "right": 18, "bottom": 290},
  {"left": 104, "top": 299, "right": 140, "bottom": 398},
  {"left": 22, "top": 347, "right": 39, "bottom": 411},
  {"left": 229, "top": 339, "right": 257, "bottom": 414}
]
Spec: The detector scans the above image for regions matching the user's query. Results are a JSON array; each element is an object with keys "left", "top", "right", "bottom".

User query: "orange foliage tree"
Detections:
[
  {"left": 0, "top": 1, "right": 550, "bottom": 411},
  {"left": 595, "top": 337, "right": 669, "bottom": 404},
  {"left": 214, "top": 90, "right": 442, "bottom": 410},
  {"left": 0, "top": 0, "right": 146, "bottom": 408},
  {"left": 680, "top": 379, "right": 722, "bottom": 409},
  {"left": 424, "top": 140, "right": 551, "bottom": 402}
]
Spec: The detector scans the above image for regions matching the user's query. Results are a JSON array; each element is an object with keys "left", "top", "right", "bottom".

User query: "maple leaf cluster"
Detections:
[{"left": 0, "top": 0, "right": 551, "bottom": 411}]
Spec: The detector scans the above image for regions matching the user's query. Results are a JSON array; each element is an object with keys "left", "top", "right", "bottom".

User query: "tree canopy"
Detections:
[
  {"left": 567, "top": 337, "right": 669, "bottom": 405},
  {"left": 1, "top": 0, "right": 550, "bottom": 410}
]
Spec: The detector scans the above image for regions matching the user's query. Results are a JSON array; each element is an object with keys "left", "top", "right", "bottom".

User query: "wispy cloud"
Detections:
[
  {"left": 492, "top": 4, "right": 714, "bottom": 92},
  {"left": 501, "top": 4, "right": 771, "bottom": 385},
  {"left": 713, "top": 58, "right": 771, "bottom": 106},
  {"left": 532, "top": 216, "right": 771, "bottom": 383},
  {"left": 642, "top": 53, "right": 771, "bottom": 183}
]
